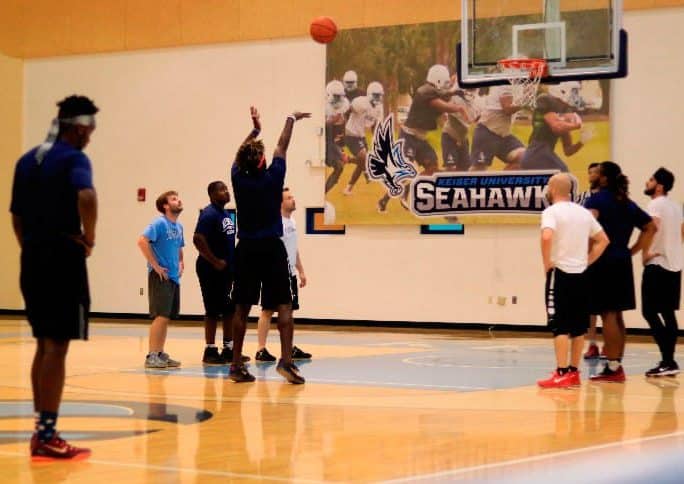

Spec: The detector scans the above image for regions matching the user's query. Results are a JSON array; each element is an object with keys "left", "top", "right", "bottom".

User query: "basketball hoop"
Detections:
[{"left": 496, "top": 58, "right": 548, "bottom": 108}]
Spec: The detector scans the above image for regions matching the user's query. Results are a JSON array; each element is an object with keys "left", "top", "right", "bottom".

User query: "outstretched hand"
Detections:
[
  {"left": 292, "top": 112, "right": 311, "bottom": 121},
  {"left": 250, "top": 106, "right": 261, "bottom": 131}
]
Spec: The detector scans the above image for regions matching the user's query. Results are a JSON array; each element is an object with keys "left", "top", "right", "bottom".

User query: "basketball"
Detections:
[{"left": 310, "top": 16, "right": 337, "bottom": 44}]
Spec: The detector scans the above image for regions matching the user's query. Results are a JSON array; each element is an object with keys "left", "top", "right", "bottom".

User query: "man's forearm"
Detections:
[
  {"left": 276, "top": 117, "right": 295, "bottom": 155},
  {"left": 11, "top": 214, "right": 22, "bottom": 248},
  {"left": 78, "top": 188, "right": 97, "bottom": 245},
  {"left": 138, "top": 238, "right": 160, "bottom": 268}
]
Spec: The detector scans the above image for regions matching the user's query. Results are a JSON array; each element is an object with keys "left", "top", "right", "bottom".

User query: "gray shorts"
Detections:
[{"left": 148, "top": 271, "right": 180, "bottom": 319}]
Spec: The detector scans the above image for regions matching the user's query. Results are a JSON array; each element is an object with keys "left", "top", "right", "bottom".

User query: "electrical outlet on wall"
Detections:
[{"left": 139, "top": 287, "right": 144, "bottom": 296}]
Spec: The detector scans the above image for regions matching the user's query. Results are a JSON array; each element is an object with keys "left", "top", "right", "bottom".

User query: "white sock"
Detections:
[{"left": 206, "top": 343, "right": 217, "bottom": 348}]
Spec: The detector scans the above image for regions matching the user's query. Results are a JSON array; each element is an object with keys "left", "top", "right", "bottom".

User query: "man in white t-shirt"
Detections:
[
  {"left": 255, "top": 187, "right": 311, "bottom": 362},
  {"left": 641, "top": 167, "right": 683, "bottom": 376},
  {"left": 538, "top": 173, "right": 609, "bottom": 388}
]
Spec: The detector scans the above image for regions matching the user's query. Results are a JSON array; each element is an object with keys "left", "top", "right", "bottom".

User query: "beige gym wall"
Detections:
[{"left": 0, "top": 52, "right": 23, "bottom": 309}]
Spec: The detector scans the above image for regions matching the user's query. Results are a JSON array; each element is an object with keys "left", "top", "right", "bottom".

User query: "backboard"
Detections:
[{"left": 457, "top": 0, "right": 627, "bottom": 87}]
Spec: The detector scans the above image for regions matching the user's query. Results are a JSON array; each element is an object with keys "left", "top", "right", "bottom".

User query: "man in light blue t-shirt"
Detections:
[{"left": 137, "top": 190, "right": 185, "bottom": 369}]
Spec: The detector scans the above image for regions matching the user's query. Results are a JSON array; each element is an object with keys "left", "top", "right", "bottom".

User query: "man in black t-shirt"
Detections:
[
  {"left": 193, "top": 181, "right": 250, "bottom": 366},
  {"left": 229, "top": 107, "right": 310, "bottom": 384}
]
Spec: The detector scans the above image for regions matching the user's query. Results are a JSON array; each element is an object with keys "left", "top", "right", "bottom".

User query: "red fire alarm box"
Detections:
[{"left": 137, "top": 188, "right": 146, "bottom": 202}]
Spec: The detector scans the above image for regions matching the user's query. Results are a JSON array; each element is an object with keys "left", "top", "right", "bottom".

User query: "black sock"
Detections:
[
  {"left": 37, "top": 411, "right": 58, "bottom": 442},
  {"left": 568, "top": 366, "right": 578, "bottom": 373},
  {"left": 557, "top": 367, "right": 569, "bottom": 375}
]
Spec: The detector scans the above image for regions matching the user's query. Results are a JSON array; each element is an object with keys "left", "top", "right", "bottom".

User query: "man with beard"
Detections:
[
  {"left": 138, "top": 191, "right": 185, "bottom": 369},
  {"left": 641, "top": 168, "right": 683, "bottom": 376}
]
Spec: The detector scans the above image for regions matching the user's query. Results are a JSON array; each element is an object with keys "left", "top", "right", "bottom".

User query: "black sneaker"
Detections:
[
  {"left": 229, "top": 364, "right": 255, "bottom": 383},
  {"left": 202, "top": 347, "right": 226, "bottom": 366},
  {"left": 221, "top": 347, "right": 251, "bottom": 363},
  {"left": 292, "top": 346, "right": 312, "bottom": 360},
  {"left": 646, "top": 361, "right": 680, "bottom": 377},
  {"left": 255, "top": 348, "right": 277, "bottom": 362},
  {"left": 276, "top": 360, "right": 305, "bottom": 384}
]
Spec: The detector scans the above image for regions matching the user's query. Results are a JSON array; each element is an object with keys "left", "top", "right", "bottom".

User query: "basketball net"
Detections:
[{"left": 497, "top": 59, "right": 547, "bottom": 108}]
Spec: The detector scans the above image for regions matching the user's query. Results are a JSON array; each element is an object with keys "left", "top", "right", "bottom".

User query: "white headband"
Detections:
[{"left": 35, "top": 115, "right": 96, "bottom": 164}]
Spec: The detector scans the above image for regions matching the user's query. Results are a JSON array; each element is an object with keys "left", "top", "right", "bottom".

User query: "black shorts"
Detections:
[
  {"left": 196, "top": 260, "right": 234, "bottom": 318},
  {"left": 545, "top": 268, "right": 590, "bottom": 337},
  {"left": 441, "top": 132, "right": 470, "bottom": 171},
  {"left": 20, "top": 239, "right": 90, "bottom": 340},
  {"left": 263, "top": 275, "right": 299, "bottom": 311},
  {"left": 345, "top": 135, "right": 368, "bottom": 157},
  {"left": 470, "top": 123, "right": 524, "bottom": 167},
  {"left": 642, "top": 265, "right": 682, "bottom": 312},
  {"left": 231, "top": 238, "right": 292, "bottom": 307},
  {"left": 148, "top": 272, "right": 180, "bottom": 319},
  {"left": 587, "top": 256, "right": 636, "bottom": 314},
  {"left": 400, "top": 129, "right": 437, "bottom": 168}
]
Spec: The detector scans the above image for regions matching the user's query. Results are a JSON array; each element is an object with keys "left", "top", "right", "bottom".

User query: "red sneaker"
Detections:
[
  {"left": 567, "top": 370, "right": 581, "bottom": 386},
  {"left": 589, "top": 365, "right": 626, "bottom": 383},
  {"left": 31, "top": 434, "right": 91, "bottom": 461},
  {"left": 584, "top": 343, "right": 600, "bottom": 359},
  {"left": 538, "top": 370, "right": 574, "bottom": 389}
]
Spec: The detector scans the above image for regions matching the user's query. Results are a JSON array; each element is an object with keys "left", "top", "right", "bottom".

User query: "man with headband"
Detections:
[
  {"left": 229, "top": 106, "right": 310, "bottom": 384},
  {"left": 10, "top": 95, "right": 98, "bottom": 460}
]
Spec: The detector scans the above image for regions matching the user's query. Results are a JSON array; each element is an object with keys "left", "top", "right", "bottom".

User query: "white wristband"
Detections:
[{"left": 287, "top": 115, "right": 296, "bottom": 123}]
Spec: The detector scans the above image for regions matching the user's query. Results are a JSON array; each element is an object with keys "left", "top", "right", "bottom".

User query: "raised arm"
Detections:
[
  {"left": 234, "top": 107, "right": 262, "bottom": 166},
  {"left": 273, "top": 111, "right": 311, "bottom": 160}
]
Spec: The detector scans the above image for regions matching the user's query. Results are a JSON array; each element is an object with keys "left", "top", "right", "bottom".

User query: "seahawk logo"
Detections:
[{"left": 367, "top": 115, "right": 417, "bottom": 197}]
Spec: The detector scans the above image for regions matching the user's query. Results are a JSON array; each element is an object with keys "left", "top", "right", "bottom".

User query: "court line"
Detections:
[
  {"left": 0, "top": 449, "right": 328, "bottom": 483},
  {"left": 125, "top": 369, "right": 488, "bottom": 390},
  {"left": 379, "top": 430, "right": 684, "bottom": 483}
]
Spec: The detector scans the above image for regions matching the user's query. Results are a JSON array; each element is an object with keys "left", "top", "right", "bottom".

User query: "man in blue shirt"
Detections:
[
  {"left": 584, "top": 161, "right": 656, "bottom": 382},
  {"left": 229, "top": 106, "right": 310, "bottom": 384},
  {"left": 137, "top": 191, "right": 185, "bottom": 369},
  {"left": 10, "top": 95, "right": 98, "bottom": 460},
  {"left": 193, "top": 181, "right": 249, "bottom": 365}
]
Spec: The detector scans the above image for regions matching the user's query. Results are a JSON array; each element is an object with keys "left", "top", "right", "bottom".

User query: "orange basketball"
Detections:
[{"left": 310, "top": 16, "right": 337, "bottom": 44}]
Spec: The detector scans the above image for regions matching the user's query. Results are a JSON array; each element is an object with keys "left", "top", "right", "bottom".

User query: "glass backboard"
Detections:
[{"left": 457, "top": 0, "right": 626, "bottom": 87}]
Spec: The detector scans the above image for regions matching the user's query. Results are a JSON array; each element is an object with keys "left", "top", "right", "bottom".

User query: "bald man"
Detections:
[{"left": 538, "top": 174, "right": 609, "bottom": 388}]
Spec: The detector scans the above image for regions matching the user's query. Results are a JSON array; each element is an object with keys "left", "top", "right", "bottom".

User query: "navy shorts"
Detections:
[
  {"left": 520, "top": 143, "right": 569, "bottom": 172},
  {"left": 545, "top": 268, "right": 590, "bottom": 337},
  {"left": 441, "top": 132, "right": 470, "bottom": 171},
  {"left": 20, "top": 239, "right": 90, "bottom": 340},
  {"left": 196, "top": 260, "right": 234, "bottom": 318},
  {"left": 470, "top": 123, "right": 524, "bottom": 167},
  {"left": 587, "top": 256, "right": 636, "bottom": 314},
  {"left": 400, "top": 130, "right": 437, "bottom": 168},
  {"left": 345, "top": 135, "right": 368, "bottom": 158},
  {"left": 232, "top": 238, "right": 292, "bottom": 307}
]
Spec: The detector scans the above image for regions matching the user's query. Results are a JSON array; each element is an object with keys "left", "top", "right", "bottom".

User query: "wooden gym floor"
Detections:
[{"left": 1, "top": 319, "right": 683, "bottom": 483}]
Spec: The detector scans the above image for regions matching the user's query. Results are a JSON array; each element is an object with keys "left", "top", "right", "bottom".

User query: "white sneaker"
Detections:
[
  {"left": 145, "top": 353, "right": 167, "bottom": 369},
  {"left": 160, "top": 352, "right": 181, "bottom": 367}
]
